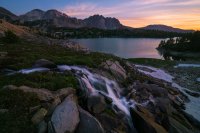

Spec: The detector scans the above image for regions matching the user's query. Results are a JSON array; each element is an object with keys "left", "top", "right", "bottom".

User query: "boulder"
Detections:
[
  {"left": 51, "top": 94, "right": 79, "bottom": 133},
  {"left": 18, "top": 86, "right": 54, "bottom": 101},
  {"left": 31, "top": 108, "right": 48, "bottom": 124},
  {"left": 102, "top": 60, "right": 127, "bottom": 80},
  {"left": 130, "top": 106, "right": 168, "bottom": 133},
  {"left": 87, "top": 94, "right": 106, "bottom": 114},
  {"left": 75, "top": 107, "right": 104, "bottom": 133},
  {"left": 33, "top": 59, "right": 56, "bottom": 68}
]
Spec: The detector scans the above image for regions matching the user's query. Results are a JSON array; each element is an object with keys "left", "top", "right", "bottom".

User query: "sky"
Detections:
[{"left": 0, "top": 0, "right": 200, "bottom": 30}]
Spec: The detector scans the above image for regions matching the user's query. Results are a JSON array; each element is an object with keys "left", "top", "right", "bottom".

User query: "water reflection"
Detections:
[{"left": 72, "top": 38, "right": 163, "bottom": 59}]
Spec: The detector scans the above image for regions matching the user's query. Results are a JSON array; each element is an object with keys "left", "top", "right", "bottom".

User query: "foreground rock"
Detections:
[
  {"left": 3, "top": 85, "right": 75, "bottom": 102},
  {"left": 51, "top": 94, "right": 79, "bottom": 133},
  {"left": 130, "top": 106, "right": 168, "bottom": 133},
  {"left": 75, "top": 107, "right": 104, "bottom": 133},
  {"left": 102, "top": 60, "right": 127, "bottom": 80},
  {"left": 33, "top": 59, "right": 56, "bottom": 68}
]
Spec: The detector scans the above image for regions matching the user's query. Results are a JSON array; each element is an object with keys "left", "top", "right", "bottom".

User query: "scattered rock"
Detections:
[
  {"left": 87, "top": 94, "right": 106, "bottom": 114},
  {"left": 75, "top": 107, "right": 104, "bottom": 133},
  {"left": 51, "top": 94, "right": 79, "bottom": 133},
  {"left": 33, "top": 59, "right": 56, "bottom": 68},
  {"left": 31, "top": 108, "right": 48, "bottom": 125},
  {"left": 0, "top": 109, "right": 9, "bottom": 113},
  {"left": 38, "top": 120, "right": 47, "bottom": 133}
]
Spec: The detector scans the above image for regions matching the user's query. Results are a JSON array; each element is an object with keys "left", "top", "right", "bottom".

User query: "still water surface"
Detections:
[{"left": 72, "top": 38, "right": 164, "bottom": 59}]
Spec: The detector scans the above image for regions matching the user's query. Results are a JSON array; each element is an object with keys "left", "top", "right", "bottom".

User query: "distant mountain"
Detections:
[
  {"left": 19, "top": 9, "right": 123, "bottom": 29},
  {"left": 142, "top": 24, "right": 194, "bottom": 33},
  {"left": 83, "top": 15, "right": 123, "bottom": 29},
  {"left": 19, "top": 9, "right": 45, "bottom": 21},
  {"left": 0, "top": 7, "right": 18, "bottom": 21},
  {"left": 20, "top": 9, "right": 84, "bottom": 28}
]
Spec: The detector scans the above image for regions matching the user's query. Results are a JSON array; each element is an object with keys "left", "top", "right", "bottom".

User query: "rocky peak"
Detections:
[
  {"left": 19, "top": 9, "right": 45, "bottom": 21},
  {"left": 84, "top": 14, "right": 123, "bottom": 29},
  {"left": 43, "top": 9, "right": 68, "bottom": 20}
]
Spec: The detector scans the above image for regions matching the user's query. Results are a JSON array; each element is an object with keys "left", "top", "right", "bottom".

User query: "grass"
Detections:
[
  {"left": 0, "top": 39, "right": 118, "bottom": 70},
  {"left": 0, "top": 72, "right": 78, "bottom": 91},
  {"left": 127, "top": 58, "right": 176, "bottom": 68},
  {"left": 0, "top": 89, "right": 40, "bottom": 133}
]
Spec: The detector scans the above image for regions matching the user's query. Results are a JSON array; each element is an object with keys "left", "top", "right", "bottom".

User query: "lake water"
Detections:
[{"left": 72, "top": 38, "right": 164, "bottom": 59}]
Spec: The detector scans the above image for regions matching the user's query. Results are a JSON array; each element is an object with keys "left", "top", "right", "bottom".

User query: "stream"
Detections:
[{"left": 5, "top": 64, "right": 200, "bottom": 127}]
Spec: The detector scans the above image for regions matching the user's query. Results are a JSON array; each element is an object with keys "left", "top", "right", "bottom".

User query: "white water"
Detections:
[
  {"left": 57, "top": 65, "right": 130, "bottom": 115},
  {"left": 174, "top": 64, "right": 200, "bottom": 68},
  {"left": 135, "top": 64, "right": 200, "bottom": 122}
]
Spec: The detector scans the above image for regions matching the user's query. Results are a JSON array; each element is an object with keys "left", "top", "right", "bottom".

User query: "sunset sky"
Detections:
[{"left": 1, "top": 0, "right": 200, "bottom": 30}]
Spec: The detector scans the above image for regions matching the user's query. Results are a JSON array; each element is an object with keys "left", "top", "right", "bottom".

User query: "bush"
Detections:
[{"left": 3, "top": 30, "right": 19, "bottom": 43}]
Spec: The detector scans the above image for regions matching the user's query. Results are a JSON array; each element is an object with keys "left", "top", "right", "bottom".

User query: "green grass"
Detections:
[
  {"left": 127, "top": 58, "right": 176, "bottom": 68},
  {"left": 0, "top": 40, "right": 118, "bottom": 70},
  {"left": 0, "top": 72, "right": 78, "bottom": 91},
  {"left": 0, "top": 89, "right": 40, "bottom": 133}
]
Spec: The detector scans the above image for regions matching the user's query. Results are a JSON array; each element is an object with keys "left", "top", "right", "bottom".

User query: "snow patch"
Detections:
[{"left": 174, "top": 64, "right": 200, "bottom": 68}]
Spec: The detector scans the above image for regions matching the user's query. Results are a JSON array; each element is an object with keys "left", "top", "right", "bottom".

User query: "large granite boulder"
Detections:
[
  {"left": 87, "top": 94, "right": 106, "bottom": 114},
  {"left": 75, "top": 107, "right": 104, "bottom": 133},
  {"left": 102, "top": 60, "right": 127, "bottom": 80},
  {"left": 51, "top": 94, "right": 79, "bottom": 133},
  {"left": 33, "top": 59, "right": 56, "bottom": 68}
]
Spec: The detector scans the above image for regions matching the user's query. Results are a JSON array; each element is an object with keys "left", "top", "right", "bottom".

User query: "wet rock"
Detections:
[
  {"left": 38, "top": 120, "right": 47, "bottom": 133},
  {"left": 75, "top": 107, "right": 104, "bottom": 133},
  {"left": 51, "top": 94, "right": 79, "bottom": 133},
  {"left": 0, "top": 109, "right": 8, "bottom": 113},
  {"left": 130, "top": 106, "right": 168, "bottom": 133},
  {"left": 33, "top": 59, "right": 56, "bottom": 68},
  {"left": 102, "top": 60, "right": 127, "bottom": 80},
  {"left": 31, "top": 108, "right": 48, "bottom": 125},
  {"left": 87, "top": 94, "right": 106, "bottom": 114}
]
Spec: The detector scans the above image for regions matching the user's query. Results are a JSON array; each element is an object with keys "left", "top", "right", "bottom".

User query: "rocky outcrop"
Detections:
[
  {"left": 130, "top": 106, "right": 168, "bottom": 133},
  {"left": 33, "top": 59, "right": 56, "bottom": 68},
  {"left": 3, "top": 85, "right": 75, "bottom": 102},
  {"left": 83, "top": 15, "right": 123, "bottom": 29},
  {"left": 102, "top": 60, "right": 127, "bottom": 80},
  {"left": 51, "top": 94, "right": 79, "bottom": 133},
  {"left": 75, "top": 107, "right": 104, "bottom": 133}
]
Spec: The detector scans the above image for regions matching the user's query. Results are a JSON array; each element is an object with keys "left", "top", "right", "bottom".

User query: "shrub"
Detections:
[{"left": 3, "top": 30, "right": 19, "bottom": 43}]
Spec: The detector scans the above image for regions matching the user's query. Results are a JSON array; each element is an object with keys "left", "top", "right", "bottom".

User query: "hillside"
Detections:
[{"left": 143, "top": 24, "right": 193, "bottom": 33}]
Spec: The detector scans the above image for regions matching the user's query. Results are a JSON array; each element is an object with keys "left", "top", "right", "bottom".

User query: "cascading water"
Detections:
[{"left": 57, "top": 65, "right": 131, "bottom": 115}]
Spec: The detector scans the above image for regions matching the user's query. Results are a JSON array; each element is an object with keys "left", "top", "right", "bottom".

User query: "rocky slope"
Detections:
[{"left": 0, "top": 7, "right": 18, "bottom": 21}]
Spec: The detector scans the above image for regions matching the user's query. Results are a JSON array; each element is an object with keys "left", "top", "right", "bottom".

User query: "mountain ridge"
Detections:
[{"left": 0, "top": 7, "right": 195, "bottom": 32}]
